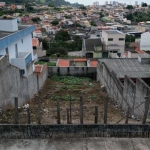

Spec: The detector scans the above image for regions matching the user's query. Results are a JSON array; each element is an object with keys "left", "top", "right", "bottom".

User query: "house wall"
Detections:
[
  {"left": 1, "top": 34, "right": 34, "bottom": 61},
  {"left": 0, "top": 18, "right": 18, "bottom": 32},
  {"left": 140, "top": 32, "right": 150, "bottom": 51},
  {"left": 102, "top": 30, "right": 125, "bottom": 54},
  {"left": 0, "top": 56, "right": 48, "bottom": 109},
  {"left": 97, "top": 62, "right": 150, "bottom": 119}
]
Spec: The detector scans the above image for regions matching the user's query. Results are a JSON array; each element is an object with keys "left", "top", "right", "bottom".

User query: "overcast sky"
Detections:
[{"left": 67, "top": 0, "right": 150, "bottom": 5}]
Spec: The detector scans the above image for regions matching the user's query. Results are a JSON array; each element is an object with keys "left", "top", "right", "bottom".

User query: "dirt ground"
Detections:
[{"left": 0, "top": 76, "right": 140, "bottom": 124}]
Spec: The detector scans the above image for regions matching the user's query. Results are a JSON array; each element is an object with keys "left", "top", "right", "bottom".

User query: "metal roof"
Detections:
[{"left": 99, "top": 58, "right": 150, "bottom": 78}]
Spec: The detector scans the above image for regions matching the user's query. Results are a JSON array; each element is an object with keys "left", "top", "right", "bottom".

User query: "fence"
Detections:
[{"left": 0, "top": 124, "right": 150, "bottom": 139}]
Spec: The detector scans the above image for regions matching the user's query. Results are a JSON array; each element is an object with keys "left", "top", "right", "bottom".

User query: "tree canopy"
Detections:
[
  {"left": 142, "top": 3, "right": 148, "bottom": 7},
  {"left": 51, "top": 20, "right": 59, "bottom": 26},
  {"left": 55, "top": 30, "right": 71, "bottom": 41},
  {"left": 126, "top": 5, "right": 134, "bottom": 9}
]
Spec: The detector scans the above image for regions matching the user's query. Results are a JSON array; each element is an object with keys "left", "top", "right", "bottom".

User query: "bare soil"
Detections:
[{"left": 0, "top": 77, "right": 140, "bottom": 124}]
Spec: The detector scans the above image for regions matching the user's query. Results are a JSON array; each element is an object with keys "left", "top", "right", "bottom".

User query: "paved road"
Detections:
[{"left": 0, "top": 138, "right": 150, "bottom": 150}]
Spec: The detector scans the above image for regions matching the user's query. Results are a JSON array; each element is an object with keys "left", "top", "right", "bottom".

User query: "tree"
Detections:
[
  {"left": 79, "top": 6, "right": 87, "bottom": 10},
  {"left": 142, "top": 3, "right": 148, "bottom": 7},
  {"left": 48, "top": 3, "right": 54, "bottom": 7},
  {"left": 51, "top": 20, "right": 59, "bottom": 26},
  {"left": 99, "top": 12, "right": 104, "bottom": 18},
  {"left": 32, "top": 17, "right": 41, "bottom": 23},
  {"left": 55, "top": 30, "right": 71, "bottom": 41},
  {"left": 39, "top": 39, "right": 49, "bottom": 50},
  {"left": 90, "top": 21, "right": 97, "bottom": 26},
  {"left": 126, "top": 5, "right": 134, "bottom": 10}
]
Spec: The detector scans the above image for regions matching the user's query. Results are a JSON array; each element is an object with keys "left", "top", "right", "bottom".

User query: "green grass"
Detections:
[
  {"left": 35, "top": 61, "right": 56, "bottom": 66},
  {"left": 51, "top": 75, "right": 92, "bottom": 85}
]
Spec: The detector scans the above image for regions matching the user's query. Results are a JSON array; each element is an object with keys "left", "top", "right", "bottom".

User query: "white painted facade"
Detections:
[
  {"left": 0, "top": 18, "right": 18, "bottom": 32},
  {"left": 102, "top": 30, "right": 125, "bottom": 58},
  {"left": 0, "top": 18, "right": 35, "bottom": 77},
  {"left": 140, "top": 32, "right": 150, "bottom": 51}
]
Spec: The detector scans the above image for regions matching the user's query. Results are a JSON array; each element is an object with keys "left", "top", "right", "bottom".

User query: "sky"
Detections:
[{"left": 67, "top": 0, "right": 150, "bottom": 5}]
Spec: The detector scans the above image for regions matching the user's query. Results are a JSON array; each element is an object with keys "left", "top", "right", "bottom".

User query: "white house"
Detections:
[
  {"left": 0, "top": 18, "right": 36, "bottom": 77},
  {"left": 101, "top": 30, "right": 125, "bottom": 58},
  {"left": 140, "top": 32, "right": 150, "bottom": 51}
]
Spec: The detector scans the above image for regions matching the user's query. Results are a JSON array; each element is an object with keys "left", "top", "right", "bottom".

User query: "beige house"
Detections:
[{"left": 102, "top": 30, "right": 125, "bottom": 58}]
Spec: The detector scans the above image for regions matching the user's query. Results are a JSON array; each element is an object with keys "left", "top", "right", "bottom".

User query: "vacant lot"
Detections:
[{"left": 0, "top": 76, "right": 139, "bottom": 124}]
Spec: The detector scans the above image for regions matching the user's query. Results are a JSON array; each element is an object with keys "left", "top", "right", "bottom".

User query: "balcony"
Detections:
[{"left": 11, "top": 52, "right": 32, "bottom": 70}]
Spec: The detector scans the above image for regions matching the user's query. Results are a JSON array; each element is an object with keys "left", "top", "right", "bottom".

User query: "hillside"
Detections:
[{"left": 3, "top": 0, "right": 83, "bottom": 7}]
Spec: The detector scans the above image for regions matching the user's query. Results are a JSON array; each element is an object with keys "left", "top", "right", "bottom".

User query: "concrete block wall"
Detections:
[
  {"left": 135, "top": 78, "right": 150, "bottom": 118},
  {"left": 97, "top": 61, "right": 150, "bottom": 119},
  {"left": 48, "top": 67, "right": 96, "bottom": 79},
  {"left": 0, "top": 56, "right": 48, "bottom": 109},
  {"left": 97, "top": 62, "right": 124, "bottom": 109}
]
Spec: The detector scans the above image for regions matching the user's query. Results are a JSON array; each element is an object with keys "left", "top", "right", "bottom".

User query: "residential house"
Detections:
[
  {"left": 32, "top": 38, "right": 46, "bottom": 58},
  {"left": 101, "top": 30, "right": 125, "bottom": 58},
  {"left": 82, "top": 38, "right": 108, "bottom": 58},
  {"left": 0, "top": 17, "right": 36, "bottom": 77},
  {"left": 33, "top": 29, "right": 42, "bottom": 38}
]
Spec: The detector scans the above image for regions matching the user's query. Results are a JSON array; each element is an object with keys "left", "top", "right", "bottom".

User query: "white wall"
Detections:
[
  {"left": 0, "top": 18, "right": 18, "bottom": 32},
  {"left": 0, "top": 34, "right": 34, "bottom": 61},
  {"left": 140, "top": 32, "right": 150, "bottom": 51}
]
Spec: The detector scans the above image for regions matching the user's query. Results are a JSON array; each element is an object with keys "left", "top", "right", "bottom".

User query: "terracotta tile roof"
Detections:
[
  {"left": 57, "top": 59, "right": 70, "bottom": 67},
  {"left": 132, "top": 43, "right": 146, "bottom": 54},
  {"left": 74, "top": 58, "right": 87, "bottom": 62},
  {"left": 90, "top": 61, "right": 98, "bottom": 67},
  {"left": 34, "top": 65, "right": 43, "bottom": 73},
  {"left": 34, "top": 30, "right": 41, "bottom": 33},
  {"left": 32, "top": 38, "right": 39, "bottom": 47}
]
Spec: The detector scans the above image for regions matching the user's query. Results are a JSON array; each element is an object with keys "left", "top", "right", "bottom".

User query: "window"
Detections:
[
  {"left": 20, "top": 69, "right": 25, "bottom": 76},
  {"left": 21, "top": 39, "right": 23, "bottom": 43},
  {"left": 15, "top": 44, "right": 18, "bottom": 58},
  {"left": 108, "top": 38, "right": 113, "bottom": 41},
  {"left": 5, "top": 47, "right": 9, "bottom": 54},
  {"left": 119, "top": 38, "right": 124, "bottom": 41}
]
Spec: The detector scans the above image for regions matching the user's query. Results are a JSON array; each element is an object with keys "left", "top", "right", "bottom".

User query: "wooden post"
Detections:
[
  {"left": 38, "top": 95, "right": 41, "bottom": 124},
  {"left": 67, "top": 109, "right": 70, "bottom": 124},
  {"left": 94, "top": 106, "right": 98, "bottom": 124},
  {"left": 80, "top": 96, "right": 83, "bottom": 124},
  {"left": 104, "top": 96, "right": 108, "bottom": 124},
  {"left": 14, "top": 97, "right": 18, "bottom": 124},
  {"left": 125, "top": 107, "right": 130, "bottom": 124},
  {"left": 69, "top": 95, "right": 72, "bottom": 124},
  {"left": 57, "top": 99, "right": 61, "bottom": 124},
  {"left": 27, "top": 108, "right": 30, "bottom": 124},
  {"left": 142, "top": 94, "right": 150, "bottom": 124}
]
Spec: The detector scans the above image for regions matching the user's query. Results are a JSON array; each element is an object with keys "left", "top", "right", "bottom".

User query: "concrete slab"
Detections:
[{"left": 0, "top": 138, "right": 150, "bottom": 150}]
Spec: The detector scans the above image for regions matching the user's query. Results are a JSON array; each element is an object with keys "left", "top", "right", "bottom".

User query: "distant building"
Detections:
[
  {"left": 93, "top": 1, "right": 99, "bottom": 6},
  {"left": 101, "top": 30, "right": 125, "bottom": 58},
  {"left": 105, "top": 1, "right": 108, "bottom": 5},
  {"left": 135, "top": 1, "right": 138, "bottom": 6}
]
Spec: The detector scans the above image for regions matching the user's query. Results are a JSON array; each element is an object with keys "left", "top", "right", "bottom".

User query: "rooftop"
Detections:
[
  {"left": 0, "top": 25, "right": 33, "bottom": 39},
  {"left": 105, "top": 30, "right": 123, "bottom": 34},
  {"left": 99, "top": 58, "right": 150, "bottom": 78}
]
